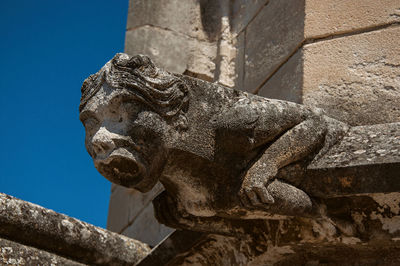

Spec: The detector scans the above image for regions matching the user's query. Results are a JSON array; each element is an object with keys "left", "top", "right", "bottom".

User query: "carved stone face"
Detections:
[{"left": 80, "top": 83, "right": 168, "bottom": 192}]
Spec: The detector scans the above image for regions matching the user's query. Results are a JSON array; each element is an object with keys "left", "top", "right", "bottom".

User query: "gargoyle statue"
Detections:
[{"left": 80, "top": 53, "right": 348, "bottom": 235}]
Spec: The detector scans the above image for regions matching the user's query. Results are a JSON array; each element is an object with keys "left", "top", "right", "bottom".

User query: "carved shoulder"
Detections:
[{"left": 211, "top": 96, "right": 322, "bottom": 147}]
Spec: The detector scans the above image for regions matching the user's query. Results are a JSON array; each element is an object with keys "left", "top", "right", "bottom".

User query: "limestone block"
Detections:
[
  {"left": 184, "top": 38, "right": 218, "bottom": 83},
  {"left": 305, "top": 0, "right": 400, "bottom": 39},
  {"left": 107, "top": 185, "right": 131, "bottom": 233},
  {"left": 125, "top": 26, "right": 217, "bottom": 79},
  {"left": 245, "top": 0, "right": 400, "bottom": 92},
  {"left": 107, "top": 183, "right": 164, "bottom": 233},
  {"left": 259, "top": 26, "right": 400, "bottom": 125},
  {"left": 258, "top": 49, "right": 303, "bottom": 103},
  {"left": 127, "top": 0, "right": 225, "bottom": 42},
  {"left": 213, "top": 20, "right": 245, "bottom": 88},
  {"left": 303, "top": 26, "right": 400, "bottom": 125},
  {"left": 125, "top": 26, "right": 189, "bottom": 74},
  {"left": 121, "top": 202, "right": 174, "bottom": 247},
  {"left": 245, "top": 0, "right": 305, "bottom": 93},
  {"left": 230, "top": 0, "right": 269, "bottom": 34},
  {"left": 233, "top": 31, "right": 245, "bottom": 91}
]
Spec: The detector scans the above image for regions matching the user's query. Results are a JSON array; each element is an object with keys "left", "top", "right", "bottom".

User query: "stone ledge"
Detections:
[
  {"left": 0, "top": 193, "right": 150, "bottom": 265},
  {"left": 0, "top": 237, "right": 84, "bottom": 266},
  {"left": 304, "top": 122, "right": 400, "bottom": 197}
]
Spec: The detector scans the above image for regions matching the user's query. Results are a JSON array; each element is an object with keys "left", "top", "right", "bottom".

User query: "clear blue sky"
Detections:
[{"left": 0, "top": 0, "right": 128, "bottom": 228}]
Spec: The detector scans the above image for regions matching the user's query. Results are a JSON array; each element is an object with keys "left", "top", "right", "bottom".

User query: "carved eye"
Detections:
[{"left": 121, "top": 101, "right": 141, "bottom": 112}]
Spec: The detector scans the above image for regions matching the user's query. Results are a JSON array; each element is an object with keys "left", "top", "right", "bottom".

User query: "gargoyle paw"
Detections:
[{"left": 239, "top": 183, "right": 274, "bottom": 209}]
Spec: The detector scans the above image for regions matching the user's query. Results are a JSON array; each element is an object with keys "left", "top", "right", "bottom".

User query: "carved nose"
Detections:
[{"left": 91, "top": 127, "right": 116, "bottom": 157}]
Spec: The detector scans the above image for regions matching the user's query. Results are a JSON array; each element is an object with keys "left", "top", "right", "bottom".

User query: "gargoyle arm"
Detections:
[{"left": 240, "top": 115, "right": 327, "bottom": 207}]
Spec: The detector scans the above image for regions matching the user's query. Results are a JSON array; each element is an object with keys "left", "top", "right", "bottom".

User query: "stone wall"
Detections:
[{"left": 107, "top": 0, "right": 400, "bottom": 247}]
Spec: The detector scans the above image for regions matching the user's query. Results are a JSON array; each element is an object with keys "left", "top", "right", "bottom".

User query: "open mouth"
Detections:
[
  {"left": 95, "top": 154, "right": 146, "bottom": 188},
  {"left": 108, "top": 156, "right": 139, "bottom": 176}
]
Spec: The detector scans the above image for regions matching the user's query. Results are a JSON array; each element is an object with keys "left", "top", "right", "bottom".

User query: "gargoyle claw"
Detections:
[
  {"left": 239, "top": 185, "right": 274, "bottom": 209},
  {"left": 253, "top": 185, "right": 274, "bottom": 204}
]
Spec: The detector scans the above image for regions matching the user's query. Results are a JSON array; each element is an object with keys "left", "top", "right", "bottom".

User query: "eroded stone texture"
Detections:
[
  {"left": 303, "top": 26, "right": 400, "bottom": 125},
  {"left": 115, "top": 0, "right": 400, "bottom": 263},
  {"left": 229, "top": 0, "right": 269, "bottom": 34},
  {"left": 245, "top": 0, "right": 305, "bottom": 93},
  {"left": 125, "top": 26, "right": 217, "bottom": 78},
  {"left": 305, "top": 0, "right": 400, "bottom": 39},
  {"left": 127, "top": 0, "right": 225, "bottom": 42},
  {"left": 258, "top": 49, "right": 303, "bottom": 103},
  {"left": 245, "top": 0, "right": 400, "bottom": 93},
  {"left": 125, "top": 0, "right": 246, "bottom": 90},
  {"left": 0, "top": 238, "right": 84, "bottom": 266},
  {"left": 260, "top": 26, "right": 400, "bottom": 126},
  {"left": 0, "top": 193, "right": 150, "bottom": 265},
  {"left": 140, "top": 202, "right": 400, "bottom": 265},
  {"left": 299, "top": 123, "right": 400, "bottom": 198},
  {"left": 143, "top": 192, "right": 400, "bottom": 265},
  {"left": 81, "top": 54, "right": 400, "bottom": 264},
  {"left": 80, "top": 53, "right": 350, "bottom": 235}
]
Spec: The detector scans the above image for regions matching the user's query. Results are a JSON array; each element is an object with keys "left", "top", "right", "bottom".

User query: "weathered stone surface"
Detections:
[
  {"left": 80, "top": 53, "right": 350, "bottom": 235},
  {"left": 121, "top": 202, "right": 174, "bottom": 247},
  {"left": 232, "top": 31, "right": 245, "bottom": 91},
  {"left": 213, "top": 18, "right": 245, "bottom": 88},
  {"left": 82, "top": 53, "right": 400, "bottom": 264},
  {"left": 127, "top": 0, "right": 225, "bottom": 42},
  {"left": 115, "top": 0, "right": 400, "bottom": 263},
  {"left": 127, "top": 0, "right": 272, "bottom": 41},
  {"left": 125, "top": 26, "right": 190, "bottom": 74},
  {"left": 304, "top": 123, "right": 400, "bottom": 197},
  {"left": 125, "top": 26, "right": 217, "bottom": 80},
  {"left": 144, "top": 192, "right": 400, "bottom": 265},
  {"left": 0, "top": 237, "right": 84, "bottom": 266},
  {"left": 305, "top": 0, "right": 400, "bottom": 39},
  {"left": 107, "top": 185, "right": 132, "bottom": 233},
  {"left": 230, "top": 0, "right": 269, "bottom": 34},
  {"left": 260, "top": 26, "right": 400, "bottom": 126},
  {"left": 121, "top": 2, "right": 247, "bottom": 247},
  {"left": 245, "top": 0, "right": 305, "bottom": 92},
  {"left": 139, "top": 205, "right": 400, "bottom": 265},
  {"left": 312, "top": 123, "right": 400, "bottom": 168},
  {"left": 258, "top": 49, "right": 303, "bottom": 103},
  {"left": 0, "top": 193, "right": 150, "bottom": 265},
  {"left": 80, "top": 54, "right": 400, "bottom": 266},
  {"left": 107, "top": 183, "right": 164, "bottom": 234},
  {"left": 167, "top": 234, "right": 252, "bottom": 266},
  {"left": 137, "top": 230, "right": 204, "bottom": 266},
  {"left": 303, "top": 26, "right": 400, "bottom": 125},
  {"left": 245, "top": 0, "right": 400, "bottom": 93}
]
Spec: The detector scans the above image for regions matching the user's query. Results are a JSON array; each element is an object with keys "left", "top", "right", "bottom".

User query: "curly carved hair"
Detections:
[{"left": 79, "top": 53, "right": 189, "bottom": 122}]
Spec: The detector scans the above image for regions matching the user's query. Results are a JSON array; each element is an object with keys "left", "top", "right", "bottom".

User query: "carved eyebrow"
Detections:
[
  {"left": 108, "top": 92, "right": 136, "bottom": 104},
  {"left": 109, "top": 93, "right": 146, "bottom": 111}
]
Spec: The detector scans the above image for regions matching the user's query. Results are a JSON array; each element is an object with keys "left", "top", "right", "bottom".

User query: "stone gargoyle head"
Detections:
[
  {"left": 79, "top": 53, "right": 189, "bottom": 192},
  {"left": 80, "top": 53, "right": 348, "bottom": 235}
]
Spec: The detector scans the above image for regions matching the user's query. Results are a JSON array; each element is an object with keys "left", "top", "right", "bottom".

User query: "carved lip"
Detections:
[{"left": 94, "top": 149, "right": 147, "bottom": 188}]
